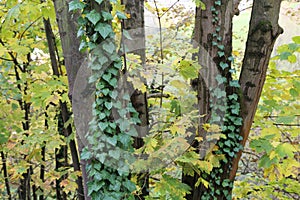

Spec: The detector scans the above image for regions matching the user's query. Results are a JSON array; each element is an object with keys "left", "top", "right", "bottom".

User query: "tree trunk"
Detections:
[
  {"left": 53, "top": 0, "right": 87, "bottom": 199},
  {"left": 123, "top": 0, "right": 149, "bottom": 198},
  {"left": 183, "top": 0, "right": 283, "bottom": 199},
  {"left": 231, "top": 0, "right": 283, "bottom": 180}
]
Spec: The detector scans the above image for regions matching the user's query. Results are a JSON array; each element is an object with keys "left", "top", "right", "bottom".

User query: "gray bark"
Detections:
[
  {"left": 232, "top": 0, "right": 283, "bottom": 179},
  {"left": 53, "top": 0, "right": 87, "bottom": 199}
]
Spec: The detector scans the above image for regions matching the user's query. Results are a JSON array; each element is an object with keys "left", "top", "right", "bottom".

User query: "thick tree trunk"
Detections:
[
  {"left": 184, "top": 0, "right": 283, "bottom": 199},
  {"left": 231, "top": 0, "right": 283, "bottom": 180},
  {"left": 53, "top": 0, "right": 87, "bottom": 199},
  {"left": 183, "top": 1, "right": 236, "bottom": 199}
]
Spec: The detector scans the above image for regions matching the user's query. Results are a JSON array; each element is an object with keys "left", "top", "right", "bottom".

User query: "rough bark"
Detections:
[
  {"left": 53, "top": 0, "right": 87, "bottom": 199},
  {"left": 184, "top": 0, "right": 283, "bottom": 199},
  {"left": 183, "top": 1, "right": 236, "bottom": 199},
  {"left": 231, "top": 0, "right": 283, "bottom": 180}
]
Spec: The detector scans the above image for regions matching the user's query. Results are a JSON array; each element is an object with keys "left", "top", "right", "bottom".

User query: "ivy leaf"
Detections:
[
  {"left": 69, "top": 0, "right": 85, "bottom": 11},
  {"left": 102, "top": 73, "right": 112, "bottom": 82},
  {"left": 103, "top": 42, "right": 115, "bottom": 54},
  {"left": 104, "top": 102, "right": 112, "bottom": 110},
  {"left": 86, "top": 10, "right": 101, "bottom": 25},
  {"left": 215, "top": 0, "right": 221, "bottom": 6},
  {"left": 127, "top": 127, "right": 138, "bottom": 137},
  {"left": 99, "top": 122, "right": 108, "bottom": 131},
  {"left": 217, "top": 51, "right": 225, "bottom": 57},
  {"left": 95, "top": 23, "right": 112, "bottom": 39},
  {"left": 123, "top": 180, "right": 136, "bottom": 192},
  {"left": 107, "top": 135, "right": 118, "bottom": 146},
  {"left": 109, "top": 78, "right": 117, "bottom": 87},
  {"left": 116, "top": 11, "right": 127, "bottom": 20},
  {"left": 219, "top": 62, "right": 229, "bottom": 70},
  {"left": 109, "top": 150, "right": 120, "bottom": 160},
  {"left": 123, "top": 30, "right": 133, "bottom": 40},
  {"left": 229, "top": 80, "right": 240, "bottom": 88},
  {"left": 101, "top": 11, "right": 113, "bottom": 21},
  {"left": 95, "top": 0, "right": 103, "bottom": 4}
]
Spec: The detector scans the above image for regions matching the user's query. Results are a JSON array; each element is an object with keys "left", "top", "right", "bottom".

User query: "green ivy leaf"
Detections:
[
  {"left": 95, "top": 23, "right": 112, "bottom": 39},
  {"left": 86, "top": 10, "right": 101, "bottom": 25},
  {"left": 107, "top": 135, "right": 118, "bottom": 146},
  {"left": 95, "top": 0, "right": 104, "bottom": 4},
  {"left": 109, "top": 78, "right": 117, "bottom": 87},
  {"left": 217, "top": 51, "right": 225, "bottom": 57},
  {"left": 219, "top": 62, "right": 229, "bottom": 70},
  {"left": 101, "top": 11, "right": 113, "bottom": 21},
  {"left": 103, "top": 42, "right": 115, "bottom": 54},
  {"left": 104, "top": 102, "right": 112, "bottom": 110},
  {"left": 123, "top": 180, "right": 136, "bottom": 192},
  {"left": 99, "top": 122, "right": 109, "bottom": 131},
  {"left": 69, "top": 0, "right": 85, "bottom": 11},
  {"left": 109, "top": 150, "right": 120, "bottom": 159},
  {"left": 102, "top": 73, "right": 112, "bottom": 82},
  {"left": 116, "top": 11, "right": 127, "bottom": 20}
]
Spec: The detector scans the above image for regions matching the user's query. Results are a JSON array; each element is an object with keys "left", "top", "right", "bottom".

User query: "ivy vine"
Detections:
[
  {"left": 199, "top": 1, "right": 244, "bottom": 199},
  {"left": 70, "top": 0, "right": 140, "bottom": 199}
]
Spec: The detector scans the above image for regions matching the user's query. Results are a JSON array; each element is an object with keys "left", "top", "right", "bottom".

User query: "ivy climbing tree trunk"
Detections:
[{"left": 183, "top": 0, "right": 283, "bottom": 199}]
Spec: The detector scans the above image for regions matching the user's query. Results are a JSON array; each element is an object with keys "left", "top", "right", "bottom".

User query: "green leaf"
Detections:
[
  {"left": 69, "top": 0, "right": 85, "bottom": 11},
  {"left": 287, "top": 54, "right": 297, "bottom": 63},
  {"left": 102, "top": 73, "right": 112, "bottom": 82},
  {"left": 116, "top": 11, "right": 127, "bottom": 20},
  {"left": 109, "top": 150, "right": 120, "bottom": 159},
  {"left": 104, "top": 102, "right": 112, "bottom": 110},
  {"left": 101, "top": 11, "right": 113, "bottom": 21},
  {"left": 107, "top": 136, "right": 117, "bottom": 146},
  {"left": 97, "top": 55, "right": 108, "bottom": 65},
  {"left": 217, "top": 51, "right": 225, "bottom": 57},
  {"left": 95, "top": 0, "right": 104, "bottom": 4},
  {"left": 215, "top": 0, "right": 221, "bottom": 6},
  {"left": 110, "top": 90, "right": 118, "bottom": 99},
  {"left": 250, "top": 138, "right": 273, "bottom": 154},
  {"left": 109, "top": 78, "right": 118, "bottom": 87},
  {"left": 178, "top": 60, "right": 199, "bottom": 79},
  {"left": 292, "top": 36, "right": 300, "bottom": 44},
  {"left": 219, "top": 62, "right": 228, "bottom": 70},
  {"left": 95, "top": 23, "right": 112, "bottom": 39},
  {"left": 123, "top": 30, "right": 133, "bottom": 40},
  {"left": 275, "top": 143, "right": 295, "bottom": 158},
  {"left": 279, "top": 52, "right": 292, "bottom": 60},
  {"left": 99, "top": 122, "right": 108, "bottom": 131},
  {"left": 229, "top": 80, "right": 240, "bottom": 88},
  {"left": 290, "top": 88, "right": 299, "bottom": 97},
  {"left": 103, "top": 42, "right": 115, "bottom": 54},
  {"left": 86, "top": 10, "right": 101, "bottom": 25},
  {"left": 123, "top": 180, "right": 136, "bottom": 192}
]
